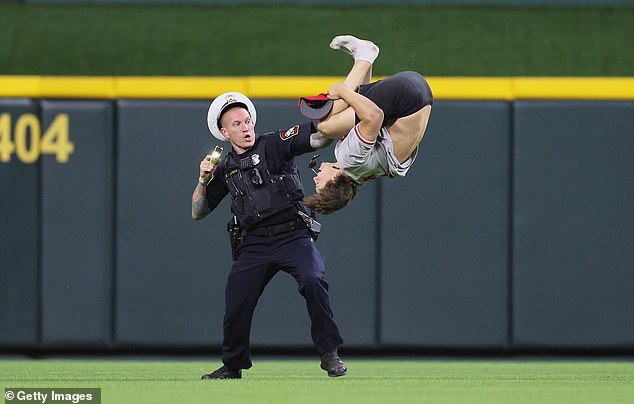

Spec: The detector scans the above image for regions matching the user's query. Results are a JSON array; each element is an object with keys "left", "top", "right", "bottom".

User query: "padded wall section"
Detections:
[
  {"left": 39, "top": 101, "right": 114, "bottom": 347},
  {"left": 0, "top": 99, "right": 40, "bottom": 347},
  {"left": 115, "top": 100, "right": 227, "bottom": 347},
  {"left": 512, "top": 101, "right": 634, "bottom": 348},
  {"left": 380, "top": 101, "right": 511, "bottom": 348}
]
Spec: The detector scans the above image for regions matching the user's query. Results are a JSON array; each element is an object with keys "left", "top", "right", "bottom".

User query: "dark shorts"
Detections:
[{"left": 358, "top": 71, "right": 433, "bottom": 127}]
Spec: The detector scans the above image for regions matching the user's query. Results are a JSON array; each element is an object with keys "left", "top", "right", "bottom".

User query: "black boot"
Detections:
[
  {"left": 320, "top": 349, "right": 347, "bottom": 377},
  {"left": 201, "top": 365, "right": 242, "bottom": 380}
]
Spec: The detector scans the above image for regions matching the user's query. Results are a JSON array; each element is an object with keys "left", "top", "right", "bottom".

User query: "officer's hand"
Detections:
[{"left": 199, "top": 154, "right": 216, "bottom": 182}]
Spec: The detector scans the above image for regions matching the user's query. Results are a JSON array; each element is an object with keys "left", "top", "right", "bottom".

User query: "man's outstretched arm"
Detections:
[{"left": 328, "top": 82, "right": 383, "bottom": 143}]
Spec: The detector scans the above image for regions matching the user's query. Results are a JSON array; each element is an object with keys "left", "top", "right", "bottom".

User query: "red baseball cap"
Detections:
[{"left": 298, "top": 93, "right": 334, "bottom": 121}]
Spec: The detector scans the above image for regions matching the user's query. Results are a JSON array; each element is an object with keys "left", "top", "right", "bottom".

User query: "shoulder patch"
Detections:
[{"left": 280, "top": 124, "right": 300, "bottom": 141}]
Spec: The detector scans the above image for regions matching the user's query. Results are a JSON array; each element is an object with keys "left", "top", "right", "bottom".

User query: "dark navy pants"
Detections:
[{"left": 221, "top": 228, "right": 344, "bottom": 370}]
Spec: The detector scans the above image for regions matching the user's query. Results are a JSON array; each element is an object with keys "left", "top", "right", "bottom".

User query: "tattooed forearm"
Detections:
[
  {"left": 192, "top": 182, "right": 211, "bottom": 220},
  {"left": 310, "top": 131, "right": 335, "bottom": 150}
]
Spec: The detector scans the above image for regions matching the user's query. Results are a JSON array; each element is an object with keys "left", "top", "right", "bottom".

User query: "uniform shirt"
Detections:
[
  {"left": 205, "top": 122, "right": 316, "bottom": 227},
  {"left": 334, "top": 123, "right": 418, "bottom": 185}
]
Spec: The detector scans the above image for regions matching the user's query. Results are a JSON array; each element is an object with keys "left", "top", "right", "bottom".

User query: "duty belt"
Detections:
[{"left": 247, "top": 218, "right": 305, "bottom": 237}]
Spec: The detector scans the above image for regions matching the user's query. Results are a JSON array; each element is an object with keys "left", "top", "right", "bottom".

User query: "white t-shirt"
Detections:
[{"left": 334, "top": 123, "right": 418, "bottom": 185}]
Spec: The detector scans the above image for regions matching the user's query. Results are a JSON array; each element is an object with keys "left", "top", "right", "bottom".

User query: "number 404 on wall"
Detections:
[{"left": 0, "top": 113, "right": 74, "bottom": 163}]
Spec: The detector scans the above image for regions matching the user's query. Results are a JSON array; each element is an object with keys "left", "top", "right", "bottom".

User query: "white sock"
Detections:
[{"left": 330, "top": 35, "right": 379, "bottom": 64}]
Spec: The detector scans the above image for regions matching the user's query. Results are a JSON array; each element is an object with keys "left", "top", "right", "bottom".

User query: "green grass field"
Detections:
[
  {"left": 1, "top": 358, "right": 633, "bottom": 403},
  {"left": 1, "top": 4, "right": 634, "bottom": 76}
]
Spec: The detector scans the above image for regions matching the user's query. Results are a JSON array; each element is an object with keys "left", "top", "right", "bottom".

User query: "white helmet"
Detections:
[{"left": 207, "top": 92, "right": 257, "bottom": 141}]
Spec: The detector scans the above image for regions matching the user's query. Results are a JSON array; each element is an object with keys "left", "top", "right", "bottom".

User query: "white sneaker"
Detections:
[{"left": 329, "top": 35, "right": 380, "bottom": 64}]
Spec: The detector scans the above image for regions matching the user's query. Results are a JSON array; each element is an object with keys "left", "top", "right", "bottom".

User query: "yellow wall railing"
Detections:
[{"left": 1, "top": 76, "right": 634, "bottom": 100}]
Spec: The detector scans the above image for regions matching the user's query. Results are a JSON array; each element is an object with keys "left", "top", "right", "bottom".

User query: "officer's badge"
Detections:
[
  {"left": 280, "top": 124, "right": 300, "bottom": 141},
  {"left": 251, "top": 154, "right": 260, "bottom": 166}
]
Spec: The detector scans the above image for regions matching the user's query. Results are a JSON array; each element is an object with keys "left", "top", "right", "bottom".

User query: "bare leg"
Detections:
[
  {"left": 317, "top": 60, "right": 372, "bottom": 138},
  {"left": 317, "top": 36, "right": 379, "bottom": 139},
  {"left": 317, "top": 107, "right": 356, "bottom": 138},
  {"left": 387, "top": 105, "right": 432, "bottom": 163},
  {"left": 329, "top": 60, "right": 373, "bottom": 117},
  {"left": 344, "top": 61, "right": 373, "bottom": 89}
]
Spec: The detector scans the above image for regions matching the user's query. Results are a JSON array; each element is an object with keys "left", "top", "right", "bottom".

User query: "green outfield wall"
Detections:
[{"left": 0, "top": 78, "right": 633, "bottom": 353}]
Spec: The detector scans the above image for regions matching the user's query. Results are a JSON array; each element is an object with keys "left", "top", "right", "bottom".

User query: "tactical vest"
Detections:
[{"left": 223, "top": 136, "right": 304, "bottom": 229}]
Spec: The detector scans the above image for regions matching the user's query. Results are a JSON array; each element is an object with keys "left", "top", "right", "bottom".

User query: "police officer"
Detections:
[{"left": 192, "top": 92, "right": 346, "bottom": 379}]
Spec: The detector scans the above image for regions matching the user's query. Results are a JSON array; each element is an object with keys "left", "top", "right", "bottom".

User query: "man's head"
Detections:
[
  {"left": 207, "top": 92, "right": 257, "bottom": 150},
  {"left": 219, "top": 106, "right": 255, "bottom": 153},
  {"left": 304, "top": 162, "right": 358, "bottom": 214}
]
